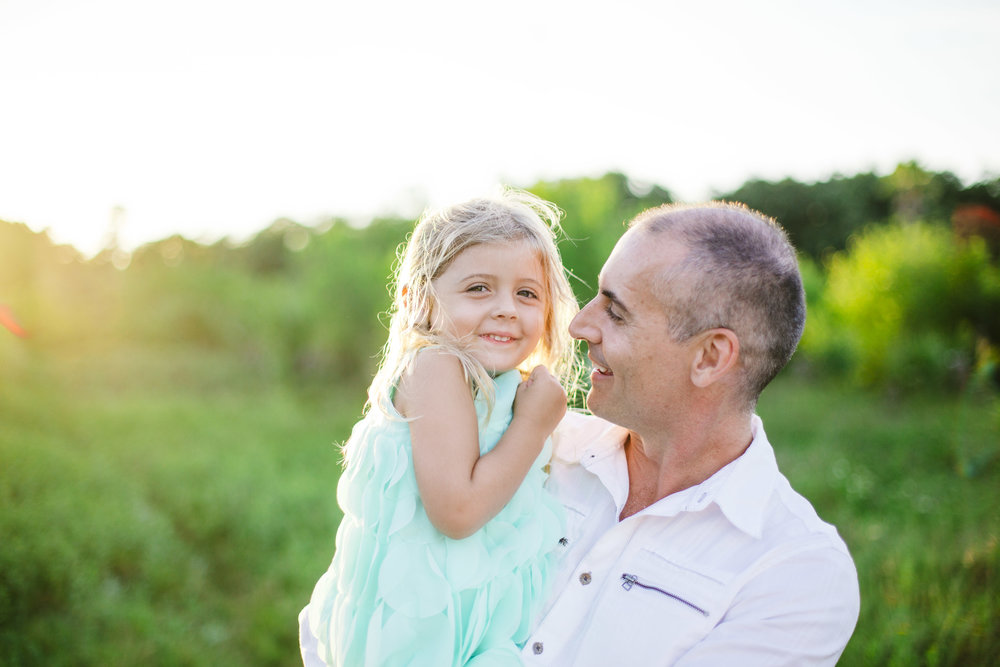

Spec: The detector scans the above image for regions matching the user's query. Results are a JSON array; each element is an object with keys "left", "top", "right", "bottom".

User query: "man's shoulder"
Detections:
[
  {"left": 732, "top": 418, "right": 854, "bottom": 555},
  {"left": 551, "top": 410, "right": 625, "bottom": 463},
  {"left": 764, "top": 472, "right": 854, "bottom": 558}
]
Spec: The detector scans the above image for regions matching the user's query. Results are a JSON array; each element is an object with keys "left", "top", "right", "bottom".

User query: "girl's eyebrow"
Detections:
[{"left": 461, "top": 273, "right": 545, "bottom": 289}]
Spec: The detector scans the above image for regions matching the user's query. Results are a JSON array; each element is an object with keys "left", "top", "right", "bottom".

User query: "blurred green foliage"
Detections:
[
  {"left": 3, "top": 163, "right": 998, "bottom": 395},
  {"left": 717, "top": 161, "right": 1000, "bottom": 259},
  {"left": 801, "top": 220, "right": 1000, "bottom": 390},
  {"left": 720, "top": 171, "right": 893, "bottom": 258},
  {"left": 2, "top": 163, "right": 999, "bottom": 665}
]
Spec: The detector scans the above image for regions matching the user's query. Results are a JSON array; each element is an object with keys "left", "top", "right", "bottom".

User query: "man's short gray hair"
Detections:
[{"left": 630, "top": 202, "right": 806, "bottom": 408}]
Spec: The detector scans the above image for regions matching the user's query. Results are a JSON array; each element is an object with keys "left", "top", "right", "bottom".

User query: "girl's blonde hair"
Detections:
[{"left": 368, "top": 187, "right": 578, "bottom": 417}]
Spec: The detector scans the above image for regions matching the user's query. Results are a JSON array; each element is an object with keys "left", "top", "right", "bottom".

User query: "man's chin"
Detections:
[
  {"left": 585, "top": 390, "right": 606, "bottom": 417},
  {"left": 586, "top": 390, "right": 630, "bottom": 425}
]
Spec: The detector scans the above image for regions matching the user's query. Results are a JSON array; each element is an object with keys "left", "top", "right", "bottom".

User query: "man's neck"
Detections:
[{"left": 618, "top": 417, "right": 753, "bottom": 521}]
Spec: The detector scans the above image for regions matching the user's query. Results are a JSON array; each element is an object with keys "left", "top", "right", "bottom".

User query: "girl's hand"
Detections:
[{"left": 512, "top": 365, "right": 567, "bottom": 436}]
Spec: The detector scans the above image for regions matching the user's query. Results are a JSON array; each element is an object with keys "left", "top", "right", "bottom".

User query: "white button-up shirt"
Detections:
[{"left": 522, "top": 412, "right": 860, "bottom": 666}]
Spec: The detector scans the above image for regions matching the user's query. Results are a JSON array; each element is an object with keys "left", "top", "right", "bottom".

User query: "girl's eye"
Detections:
[
  {"left": 517, "top": 289, "right": 539, "bottom": 299},
  {"left": 605, "top": 305, "right": 624, "bottom": 323},
  {"left": 467, "top": 284, "right": 488, "bottom": 293}
]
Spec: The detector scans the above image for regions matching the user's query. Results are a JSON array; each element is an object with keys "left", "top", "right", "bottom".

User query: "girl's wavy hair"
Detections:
[{"left": 367, "top": 187, "right": 579, "bottom": 417}]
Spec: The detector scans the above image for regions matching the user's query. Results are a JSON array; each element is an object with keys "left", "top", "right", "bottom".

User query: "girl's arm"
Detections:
[{"left": 395, "top": 348, "right": 566, "bottom": 540}]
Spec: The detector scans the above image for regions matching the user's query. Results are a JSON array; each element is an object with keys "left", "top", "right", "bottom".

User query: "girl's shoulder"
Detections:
[
  {"left": 393, "top": 347, "right": 470, "bottom": 417},
  {"left": 405, "top": 345, "right": 468, "bottom": 383}
]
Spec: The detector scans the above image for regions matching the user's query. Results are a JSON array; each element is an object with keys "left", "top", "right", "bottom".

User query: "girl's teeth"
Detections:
[{"left": 487, "top": 335, "right": 511, "bottom": 342}]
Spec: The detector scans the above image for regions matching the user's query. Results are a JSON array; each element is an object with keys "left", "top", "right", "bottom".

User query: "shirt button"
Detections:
[
  {"left": 532, "top": 641, "right": 544, "bottom": 654},
  {"left": 579, "top": 571, "right": 592, "bottom": 585}
]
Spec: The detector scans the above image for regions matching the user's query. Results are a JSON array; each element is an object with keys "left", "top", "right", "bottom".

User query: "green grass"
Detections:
[
  {"left": 758, "top": 366, "right": 1000, "bottom": 666},
  {"left": 1, "top": 345, "right": 357, "bottom": 666},
  {"left": 2, "top": 346, "right": 998, "bottom": 665}
]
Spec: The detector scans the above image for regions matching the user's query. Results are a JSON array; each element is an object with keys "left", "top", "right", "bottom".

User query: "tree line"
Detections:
[{"left": 2, "top": 162, "right": 999, "bottom": 396}]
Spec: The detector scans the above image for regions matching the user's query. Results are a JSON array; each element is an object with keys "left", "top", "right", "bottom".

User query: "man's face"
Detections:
[{"left": 569, "top": 228, "right": 695, "bottom": 432}]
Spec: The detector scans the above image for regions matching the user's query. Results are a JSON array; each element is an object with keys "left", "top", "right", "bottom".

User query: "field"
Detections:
[{"left": 2, "top": 342, "right": 998, "bottom": 666}]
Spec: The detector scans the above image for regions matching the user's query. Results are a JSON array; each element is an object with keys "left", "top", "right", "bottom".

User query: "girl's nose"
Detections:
[{"left": 492, "top": 294, "right": 518, "bottom": 319}]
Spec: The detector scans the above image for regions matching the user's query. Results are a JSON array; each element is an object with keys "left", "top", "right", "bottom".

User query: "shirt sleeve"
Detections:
[{"left": 673, "top": 544, "right": 860, "bottom": 667}]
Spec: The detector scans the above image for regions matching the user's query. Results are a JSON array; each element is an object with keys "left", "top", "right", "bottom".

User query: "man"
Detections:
[{"left": 521, "top": 202, "right": 859, "bottom": 665}]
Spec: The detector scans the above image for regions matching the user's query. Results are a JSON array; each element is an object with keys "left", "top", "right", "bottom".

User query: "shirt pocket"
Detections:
[
  {"left": 583, "top": 548, "right": 731, "bottom": 664},
  {"left": 621, "top": 547, "right": 731, "bottom": 618},
  {"left": 553, "top": 479, "right": 601, "bottom": 548}
]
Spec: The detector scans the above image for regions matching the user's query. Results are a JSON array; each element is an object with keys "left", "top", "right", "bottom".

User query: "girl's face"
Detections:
[{"left": 430, "top": 240, "right": 548, "bottom": 374}]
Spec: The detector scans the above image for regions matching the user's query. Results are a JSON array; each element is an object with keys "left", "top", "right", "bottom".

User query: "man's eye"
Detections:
[{"left": 605, "top": 305, "right": 624, "bottom": 322}]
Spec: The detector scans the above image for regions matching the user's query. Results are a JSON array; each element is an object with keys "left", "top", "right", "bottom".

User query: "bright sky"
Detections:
[{"left": 1, "top": 0, "right": 998, "bottom": 255}]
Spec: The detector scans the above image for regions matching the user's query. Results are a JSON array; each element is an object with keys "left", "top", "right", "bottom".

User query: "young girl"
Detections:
[{"left": 300, "top": 189, "right": 578, "bottom": 666}]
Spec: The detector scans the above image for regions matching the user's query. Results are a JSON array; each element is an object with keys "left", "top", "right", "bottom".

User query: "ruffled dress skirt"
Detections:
[{"left": 306, "top": 369, "right": 564, "bottom": 666}]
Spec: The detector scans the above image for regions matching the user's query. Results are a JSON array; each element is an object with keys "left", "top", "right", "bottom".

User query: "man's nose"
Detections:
[{"left": 569, "top": 299, "right": 597, "bottom": 340}]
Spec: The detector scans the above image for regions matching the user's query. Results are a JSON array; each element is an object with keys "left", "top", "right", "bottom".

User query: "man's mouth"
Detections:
[{"left": 592, "top": 361, "right": 612, "bottom": 376}]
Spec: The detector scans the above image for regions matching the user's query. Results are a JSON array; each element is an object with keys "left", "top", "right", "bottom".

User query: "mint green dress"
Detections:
[{"left": 305, "top": 369, "right": 564, "bottom": 666}]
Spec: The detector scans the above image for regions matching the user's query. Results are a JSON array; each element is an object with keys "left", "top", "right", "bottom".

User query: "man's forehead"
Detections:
[{"left": 602, "top": 229, "right": 679, "bottom": 281}]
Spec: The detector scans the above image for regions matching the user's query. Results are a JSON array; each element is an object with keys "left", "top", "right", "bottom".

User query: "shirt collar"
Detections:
[
  {"left": 556, "top": 412, "right": 778, "bottom": 540},
  {"left": 693, "top": 414, "right": 778, "bottom": 539}
]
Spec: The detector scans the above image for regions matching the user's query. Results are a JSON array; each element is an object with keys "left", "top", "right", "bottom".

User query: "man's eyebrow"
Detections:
[{"left": 601, "top": 288, "right": 630, "bottom": 314}]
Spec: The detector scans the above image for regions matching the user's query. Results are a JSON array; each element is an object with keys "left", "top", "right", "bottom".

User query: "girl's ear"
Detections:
[
  {"left": 690, "top": 328, "right": 740, "bottom": 388},
  {"left": 405, "top": 286, "right": 435, "bottom": 330}
]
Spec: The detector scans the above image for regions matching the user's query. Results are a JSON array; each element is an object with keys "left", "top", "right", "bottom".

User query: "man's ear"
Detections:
[{"left": 690, "top": 328, "right": 740, "bottom": 388}]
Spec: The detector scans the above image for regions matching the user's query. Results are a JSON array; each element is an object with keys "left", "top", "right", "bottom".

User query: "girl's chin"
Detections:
[{"left": 474, "top": 357, "right": 520, "bottom": 377}]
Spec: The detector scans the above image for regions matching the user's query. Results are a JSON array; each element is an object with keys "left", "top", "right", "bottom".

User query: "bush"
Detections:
[{"left": 800, "top": 220, "right": 1000, "bottom": 391}]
